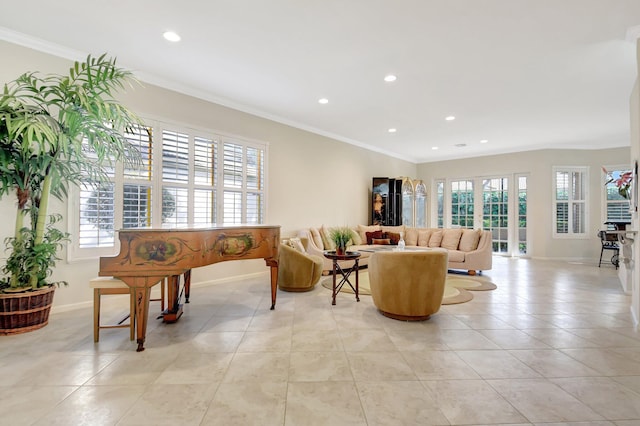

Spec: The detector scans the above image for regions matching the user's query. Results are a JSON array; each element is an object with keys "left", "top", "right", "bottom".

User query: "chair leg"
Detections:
[
  {"left": 599, "top": 247, "right": 604, "bottom": 267},
  {"left": 129, "top": 289, "right": 135, "bottom": 341}
]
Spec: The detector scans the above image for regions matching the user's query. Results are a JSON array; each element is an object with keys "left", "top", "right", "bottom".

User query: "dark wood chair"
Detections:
[{"left": 598, "top": 230, "right": 619, "bottom": 269}]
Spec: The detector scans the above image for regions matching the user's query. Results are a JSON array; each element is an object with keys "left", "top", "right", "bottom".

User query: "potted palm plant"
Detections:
[
  {"left": 330, "top": 227, "right": 354, "bottom": 255},
  {"left": 0, "top": 54, "right": 142, "bottom": 334}
]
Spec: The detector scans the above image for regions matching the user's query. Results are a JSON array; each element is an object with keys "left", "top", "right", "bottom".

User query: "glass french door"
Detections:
[
  {"left": 443, "top": 175, "right": 528, "bottom": 256},
  {"left": 483, "top": 178, "right": 508, "bottom": 253},
  {"left": 517, "top": 175, "right": 528, "bottom": 255}
]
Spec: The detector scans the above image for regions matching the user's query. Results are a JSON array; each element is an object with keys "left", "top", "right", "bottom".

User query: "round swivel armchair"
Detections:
[
  {"left": 277, "top": 239, "right": 323, "bottom": 292},
  {"left": 369, "top": 249, "right": 448, "bottom": 321}
]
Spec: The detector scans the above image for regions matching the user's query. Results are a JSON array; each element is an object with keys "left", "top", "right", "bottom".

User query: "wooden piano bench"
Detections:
[
  {"left": 90, "top": 277, "right": 167, "bottom": 342},
  {"left": 90, "top": 277, "right": 135, "bottom": 342}
]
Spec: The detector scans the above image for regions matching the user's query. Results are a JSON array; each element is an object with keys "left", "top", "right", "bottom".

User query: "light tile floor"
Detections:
[{"left": 1, "top": 257, "right": 640, "bottom": 425}]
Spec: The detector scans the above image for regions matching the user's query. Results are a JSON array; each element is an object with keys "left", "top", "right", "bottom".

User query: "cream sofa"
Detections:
[{"left": 298, "top": 224, "right": 492, "bottom": 275}]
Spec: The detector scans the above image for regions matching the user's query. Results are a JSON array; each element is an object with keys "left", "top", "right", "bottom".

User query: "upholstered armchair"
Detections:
[
  {"left": 369, "top": 248, "right": 448, "bottom": 320},
  {"left": 278, "top": 239, "right": 323, "bottom": 292}
]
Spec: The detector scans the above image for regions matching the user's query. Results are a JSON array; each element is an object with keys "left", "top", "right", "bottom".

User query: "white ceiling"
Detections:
[{"left": 2, "top": 1, "right": 640, "bottom": 163}]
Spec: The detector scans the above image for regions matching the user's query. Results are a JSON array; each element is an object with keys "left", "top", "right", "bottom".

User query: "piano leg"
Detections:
[
  {"left": 184, "top": 269, "right": 192, "bottom": 303},
  {"left": 268, "top": 261, "right": 278, "bottom": 310},
  {"left": 133, "top": 285, "right": 152, "bottom": 352},
  {"left": 162, "top": 274, "right": 184, "bottom": 323}
]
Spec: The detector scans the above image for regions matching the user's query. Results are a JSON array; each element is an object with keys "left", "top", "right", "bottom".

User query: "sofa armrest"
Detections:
[
  {"left": 462, "top": 230, "right": 493, "bottom": 270},
  {"left": 298, "top": 229, "right": 325, "bottom": 258}
]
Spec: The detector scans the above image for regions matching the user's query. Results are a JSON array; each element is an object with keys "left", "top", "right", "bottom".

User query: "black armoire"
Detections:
[{"left": 372, "top": 177, "right": 402, "bottom": 226}]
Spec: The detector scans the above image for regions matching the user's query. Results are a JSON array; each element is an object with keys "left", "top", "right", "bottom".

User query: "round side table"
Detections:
[{"left": 323, "top": 250, "right": 361, "bottom": 305}]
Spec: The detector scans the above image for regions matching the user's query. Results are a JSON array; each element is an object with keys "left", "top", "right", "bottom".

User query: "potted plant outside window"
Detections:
[{"left": 0, "top": 54, "right": 142, "bottom": 334}]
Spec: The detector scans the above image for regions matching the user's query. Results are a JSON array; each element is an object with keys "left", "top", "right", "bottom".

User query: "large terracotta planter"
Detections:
[{"left": 0, "top": 285, "right": 55, "bottom": 335}]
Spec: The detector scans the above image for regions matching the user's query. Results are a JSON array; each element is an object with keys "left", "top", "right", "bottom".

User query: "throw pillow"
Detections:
[
  {"left": 441, "top": 228, "right": 463, "bottom": 250},
  {"left": 428, "top": 230, "right": 444, "bottom": 247},
  {"left": 372, "top": 238, "right": 391, "bottom": 245},
  {"left": 350, "top": 228, "right": 363, "bottom": 245},
  {"left": 404, "top": 227, "right": 418, "bottom": 246},
  {"left": 309, "top": 228, "right": 324, "bottom": 250},
  {"left": 289, "top": 237, "right": 306, "bottom": 253},
  {"left": 417, "top": 229, "right": 432, "bottom": 246},
  {"left": 358, "top": 224, "right": 380, "bottom": 244},
  {"left": 320, "top": 226, "right": 336, "bottom": 251},
  {"left": 365, "top": 230, "right": 383, "bottom": 245},
  {"left": 458, "top": 229, "right": 482, "bottom": 251},
  {"left": 384, "top": 232, "right": 401, "bottom": 245}
]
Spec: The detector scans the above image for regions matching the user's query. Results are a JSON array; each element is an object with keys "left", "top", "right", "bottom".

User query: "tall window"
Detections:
[
  {"left": 435, "top": 180, "right": 444, "bottom": 228},
  {"left": 123, "top": 126, "right": 154, "bottom": 230},
  {"left": 193, "top": 136, "right": 217, "bottom": 225},
  {"left": 603, "top": 167, "right": 632, "bottom": 224},
  {"left": 223, "top": 142, "right": 264, "bottom": 224},
  {"left": 553, "top": 167, "right": 587, "bottom": 237},
  {"left": 72, "top": 121, "right": 267, "bottom": 258},
  {"left": 415, "top": 181, "right": 427, "bottom": 228},
  {"left": 401, "top": 179, "right": 414, "bottom": 227},
  {"left": 78, "top": 125, "right": 153, "bottom": 249},
  {"left": 161, "top": 130, "right": 189, "bottom": 227}
]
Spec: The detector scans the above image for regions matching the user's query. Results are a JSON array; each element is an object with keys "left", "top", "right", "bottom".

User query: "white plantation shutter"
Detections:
[
  {"left": 553, "top": 167, "right": 587, "bottom": 237},
  {"left": 124, "top": 126, "right": 153, "bottom": 180},
  {"left": 221, "top": 142, "right": 265, "bottom": 224},
  {"left": 161, "top": 186, "right": 188, "bottom": 226},
  {"left": 78, "top": 181, "right": 115, "bottom": 248},
  {"left": 123, "top": 126, "right": 154, "bottom": 229},
  {"left": 246, "top": 192, "right": 263, "bottom": 224},
  {"left": 224, "top": 190, "right": 243, "bottom": 224},
  {"left": 123, "top": 184, "right": 152, "bottom": 228},
  {"left": 193, "top": 137, "right": 217, "bottom": 224},
  {"left": 223, "top": 143, "right": 243, "bottom": 188},
  {"left": 77, "top": 125, "right": 152, "bottom": 249},
  {"left": 246, "top": 146, "right": 264, "bottom": 224},
  {"left": 194, "top": 189, "right": 215, "bottom": 224},
  {"left": 73, "top": 121, "right": 267, "bottom": 256},
  {"left": 162, "top": 130, "right": 189, "bottom": 183}
]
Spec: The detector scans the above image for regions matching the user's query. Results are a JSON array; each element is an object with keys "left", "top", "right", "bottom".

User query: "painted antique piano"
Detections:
[{"left": 99, "top": 225, "right": 280, "bottom": 351}]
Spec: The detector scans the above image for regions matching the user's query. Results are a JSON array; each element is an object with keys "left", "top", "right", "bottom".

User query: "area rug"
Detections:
[{"left": 320, "top": 271, "right": 496, "bottom": 305}]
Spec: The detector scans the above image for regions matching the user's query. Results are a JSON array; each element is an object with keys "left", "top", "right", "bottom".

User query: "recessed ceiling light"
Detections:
[
  {"left": 388, "top": 128, "right": 397, "bottom": 133},
  {"left": 480, "top": 139, "right": 488, "bottom": 144},
  {"left": 432, "top": 146, "right": 439, "bottom": 150},
  {"left": 384, "top": 75, "right": 397, "bottom": 82},
  {"left": 445, "top": 116, "right": 455, "bottom": 121},
  {"left": 163, "top": 31, "right": 181, "bottom": 42},
  {"left": 318, "top": 98, "right": 329, "bottom": 104}
]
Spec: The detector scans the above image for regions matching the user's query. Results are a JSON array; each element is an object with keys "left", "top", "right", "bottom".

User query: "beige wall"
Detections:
[
  {"left": 417, "top": 147, "right": 631, "bottom": 260},
  {"left": 0, "top": 41, "right": 416, "bottom": 309}
]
